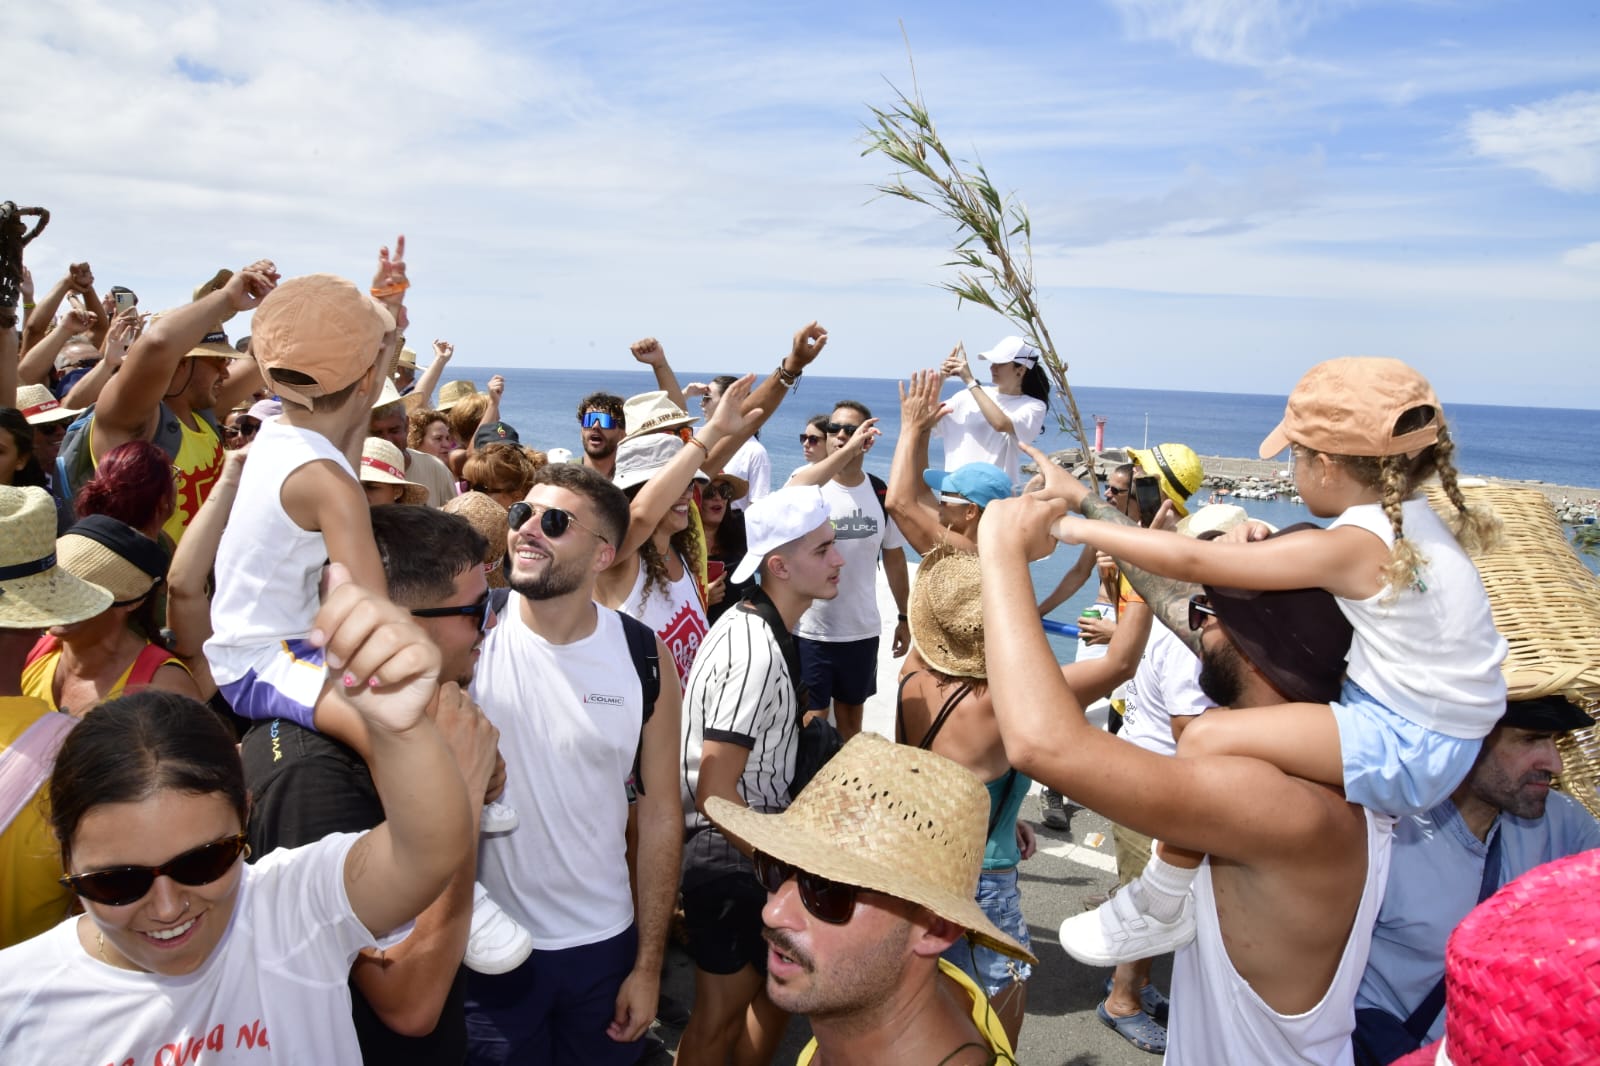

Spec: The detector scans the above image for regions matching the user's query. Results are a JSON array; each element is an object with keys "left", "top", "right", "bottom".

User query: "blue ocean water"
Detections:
[{"left": 464, "top": 367, "right": 1600, "bottom": 657}]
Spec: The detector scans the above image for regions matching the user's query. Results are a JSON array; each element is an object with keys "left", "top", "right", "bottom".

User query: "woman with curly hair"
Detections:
[
  {"left": 408, "top": 409, "right": 456, "bottom": 462},
  {"left": 461, "top": 443, "right": 545, "bottom": 511}
]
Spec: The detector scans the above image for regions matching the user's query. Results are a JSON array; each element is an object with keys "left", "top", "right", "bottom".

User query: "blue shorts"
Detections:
[
  {"left": 217, "top": 639, "right": 328, "bottom": 731},
  {"left": 797, "top": 636, "right": 880, "bottom": 709},
  {"left": 1331, "top": 679, "right": 1483, "bottom": 816},
  {"left": 941, "top": 868, "right": 1032, "bottom": 998},
  {"left": 465, "top": 924, "right": 642, "bottom": 1066}
]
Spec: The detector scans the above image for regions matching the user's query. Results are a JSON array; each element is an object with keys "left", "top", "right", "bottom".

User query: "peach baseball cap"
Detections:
[
  {"left": 251, "top": 274, "right": 394, "bottom": 407},
  {"left": 1258, "top": 357, "right": 1442, "bottom": 459}
]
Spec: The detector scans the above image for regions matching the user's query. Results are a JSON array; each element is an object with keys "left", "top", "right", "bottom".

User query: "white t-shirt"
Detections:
[
  {"left": 622, "top": 552, "right": 708, "bottom": 688},
  {"left": 471, "top": 598, "right": 642, "bottom": 950},
  {"left": 936, "top": 386, "right": 1046, "bottom": 487},
  {"left": 681, "top": 605, "right": 799, "bottom": 832},
  {"left": 1330, "top": 498, "right": 1507, "bottom": 739},
  {"left": 1118, "top": 623, "right": 1211, "bottom": 758},
  {"left": 405, "top": 448, "right": 458, "bottom": 508},
  {"left": 794, "top": 475, "right": 907, "bottom": 644},
  {"left": 0, "top": 833, "right": 379, "bottom": 1065},
  {"left": 722, "top": 437, "right": 772, "bottom": 510},
  {"left": 205, "top": 419, "right": 354, "bottom": 685},
  {"left": 1167, "top": 808, "right": 1393, "bottom": 1065}
]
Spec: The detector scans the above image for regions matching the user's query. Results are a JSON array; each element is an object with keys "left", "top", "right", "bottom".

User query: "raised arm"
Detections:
[
  {"left": 21, "top": 265, "right": 84, "bottom": 354},
  {"left": 885, "top": 370, "right": 961, "bottom": 554},
  {"left": 408, "top": 340, "right": 452, "bottom": 406},
  {"left": 942, "top": 343, "right": 1017, "bottom": 435},
  {"left": 785, "top": 416, "right": 878, "bottom": 487},
  {"left": 629, "top": 338, "right": 688, "bottom": 414},
  {"left": 702, "top": 321, "right": 828, "bottom": 475},
  {"left": 315, "top": 566, "right": 472, "bottom": 938},
  {"left": 166, "top": 447, "right": 246, "bottom": 681},
  {"left": 18, "top": 308, "right": 96, "bottom": 386},
  {"left": 978, "top": 494, "right": 1351, "bottom": 862}
]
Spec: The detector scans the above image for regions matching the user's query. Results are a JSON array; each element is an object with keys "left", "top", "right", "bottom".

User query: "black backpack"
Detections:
[{"left": 486, "top": 589, "right": 661, "bottom": 791}]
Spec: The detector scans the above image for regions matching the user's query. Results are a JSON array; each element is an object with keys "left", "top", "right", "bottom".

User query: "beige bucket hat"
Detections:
[
  {"left": 0, "top": 487, "right": 113, "bottom": 627},
  {"left": 707, "top": 732, "right": 1036, "bottom": 962},
  {"left": 621, "top": 390, "right": 696, "bottom": 440}
]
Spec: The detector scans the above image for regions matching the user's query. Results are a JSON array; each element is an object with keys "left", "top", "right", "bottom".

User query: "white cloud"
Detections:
[
  {"left": 1104, "top": 0, "right": 1342, "bottom": 66},
  {"left": 1465, "top": 91, "right": 1600, "bottom": 192},
  {"left": 1563, "top": 241, "right": 1600, "bottom": 270}
]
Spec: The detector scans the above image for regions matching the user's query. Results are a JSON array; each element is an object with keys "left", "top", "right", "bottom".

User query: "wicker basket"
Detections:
[{"left": 1428, "top": 482, "right": 1600, "bottom": 821}]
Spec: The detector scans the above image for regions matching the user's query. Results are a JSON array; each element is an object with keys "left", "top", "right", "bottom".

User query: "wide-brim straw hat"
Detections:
[
  {"left": 436, "top": 380, "right": 478, "bottom": 412},
  {"left": 0, "top": 487, "right": 113, "bottom": 627},
  {"left": 908, "top": 545, "right": 986, "bottom": 679},
  {"left": 708, "top": 471, "right": 750, "bottom": 501},
  {"left": 15, "top": 383, "right": 80, "bottom": 426},
  {"left": 621, "top": 390, "right": 696, "bottom": 440},
  {"left": 360, "top": 438, "right": 430, "bottom": 505},
  {"left": 1391, "top": 850, "right": 1600, "bottom": 1065},
  {"left": 1175, "top": 502, "right": 1269, "bottom": 539},
  {"left": 373, "top": 378, "right": 403, "bottom": 410},
  {"left": 707, "top": 732, "right": 1036, "bottom": 963},
  {"left": 443, "top": 491, "right": 510, "bottom": 589},
  {"left": 57, "top": 515, "right": 168, "bottom": 605}
]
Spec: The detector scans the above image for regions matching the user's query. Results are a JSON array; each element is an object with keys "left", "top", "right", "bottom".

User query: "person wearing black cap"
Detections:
[
  {"left": 1354, "top": 693, "right": 1600, "bottom": 1062},
  {"left": 978, "top": 483, "right": 1395, "bottom": 1065}
]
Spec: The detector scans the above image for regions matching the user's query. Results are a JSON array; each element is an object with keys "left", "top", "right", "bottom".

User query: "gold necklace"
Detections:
[{"left": 96, "top": 928, "right": 110, "bottom": 964}]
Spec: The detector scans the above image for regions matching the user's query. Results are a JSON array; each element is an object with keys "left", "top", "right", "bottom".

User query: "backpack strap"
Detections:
[
  {"left": 866, "top": 472, "right": 890, "bottom": 527},
  {"left": 125, "top": 642, "right": 186, "bottom": 692},
  {"left": 0, "top": 711, "right": 78, "bottom": 840},
  {"left": 616, "top": 611, "right": 660, "bottom": 795}
]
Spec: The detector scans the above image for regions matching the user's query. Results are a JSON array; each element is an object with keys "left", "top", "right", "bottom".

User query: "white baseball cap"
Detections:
[
  {"left": 730, "top": 485, "right": 832, "bottom": 584},
  {"left": 977, "top": 336, "right": 1040, "bottom": 367}
]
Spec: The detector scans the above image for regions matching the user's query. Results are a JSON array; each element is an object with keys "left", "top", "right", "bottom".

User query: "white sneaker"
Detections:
[
  {"left": 1059, "top": 886, "right": 1196, "bottom": 966},
  {"left": 465, "top": 883, "right": 533, "bottom": 975},
  {"left": 480, "top": 800, "right": 519, "bottom": 834}
]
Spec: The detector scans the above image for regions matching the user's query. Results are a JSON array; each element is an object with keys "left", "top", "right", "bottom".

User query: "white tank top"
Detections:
[
  {"left": 205, "top": 419, "right": 354, "bottom": 683},
  {"left": 1166, "top": 807, "right": 1394, "bottom": 1066},
  {"left": 470, "top": 598, "right": 643, "bottom": 949},
  {"left": 622, "top": 551, "right": 707, "bottom": 688}
]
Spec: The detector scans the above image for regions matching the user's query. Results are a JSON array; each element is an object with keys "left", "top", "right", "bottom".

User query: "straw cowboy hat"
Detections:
[
  {"left": 707, "top": 470, "right": 750, "bottom": 502},
  {"left": 360, "top": 438, "right": 430, "bottom": 505},
  {"left": 15, "top": 383, "right": 80, "bottom": 426},
  {"left": 436, "top": 380, "right": 478, "bottom": 412},
  {"left": 908, "top": 545, "right": 986, "bottom": 679},
  {"left": 443, "top": 491, "right": 510, "bottom": 589},
  {"left": 621, "top": 391, "right": 696, "bottom": 441},
  {"left": 56, "top": 515, "right": 168, "bottom": 606},
  {"left": 396, "top": 346, "right": 418, "bottom": 370},
  {"left": 1392, "top": 849, "right": 1600, "bottom": 1065},
  {"left": 707, "top": 732, "right": 1036, "bottom": 963},
  {"left": 0, "top": 487, "right": 113, "bottom": 628}
]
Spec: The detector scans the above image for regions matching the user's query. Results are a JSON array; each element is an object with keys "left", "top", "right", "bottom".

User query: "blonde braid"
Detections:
[
  {"left": 1429, "top": 424, "right": 1501, "bottom": 554},
  {"left": 1378, "top": 455, "right": 1425, "bottom": 603}
]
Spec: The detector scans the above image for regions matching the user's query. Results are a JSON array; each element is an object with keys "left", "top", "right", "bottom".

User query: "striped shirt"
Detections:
[{"left": 681, "top": 603, "right": 798, "bottom": 839}]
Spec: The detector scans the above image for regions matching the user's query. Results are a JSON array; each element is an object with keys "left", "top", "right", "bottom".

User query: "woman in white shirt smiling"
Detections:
[{"left": 937, "top": 336, "right": 1050, "bottom": 488}]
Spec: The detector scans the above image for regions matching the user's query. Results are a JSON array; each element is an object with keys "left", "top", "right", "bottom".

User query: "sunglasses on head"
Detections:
[
  {"left": 410, "top": 590, "right": 494, "bottom": 631},
  {"left": 705, "top": 482, "right": 736, "bottom": 501},
  {"left": 799, "top": 432, "right": 825, "bottom": 446},
  {"left": 825, "top": 421, "right": 859, "bottom": 438},
  {"left": 581, "top": 411, "right": 617, "bottom": 430},
  {"left": 753, "top": 851, "right": 862, "bottom": 924},
  {"left": 507, "top": 501, "right": 609, "bottom": 544},
  {"left": 60, "top": 832, "right": 249, "bottom": 907},
  {"left": 1188, "top": 594, "right": 1219, "bottom": 632}
]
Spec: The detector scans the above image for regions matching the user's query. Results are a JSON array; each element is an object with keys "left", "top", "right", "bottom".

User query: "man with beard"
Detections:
[
  {"left": 981, "top": 463, "right": 1390, "bottom": 1065},
  {"left": 465, "top": 463, "right": 683, "bottom": 1064},
  {"left": 1354, "top": 694, "right": 1599, "bottom": 1060},
  {"left": 243, "top": 505, "right": 503, "bottom": 1064},
  {"left": 76, "top": 266, "right": 269, "bottom": 542},
  {"left": 577, "top": 392, "right": 627, "bottom": 480}
]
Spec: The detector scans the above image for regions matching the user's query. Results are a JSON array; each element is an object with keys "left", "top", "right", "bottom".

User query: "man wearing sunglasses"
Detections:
[
  {"left": 466, "top": 463, "right": 684, "bottom": 1065},
  {"left": 982, "top": 468, "right": 1398, "bottom": 1065},
  {"left": 705, "top": 732, "right": 1034, "bottom": 1065},
  {"left": 576, "top": 393, "right": 627, "bottom": 481},
  {"left": 242, "top": 506, "right": 504, "bottom": 1064}
]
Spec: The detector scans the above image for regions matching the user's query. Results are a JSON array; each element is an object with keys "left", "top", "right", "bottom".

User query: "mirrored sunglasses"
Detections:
[
  {"left": 410, "top": 590, "right": 495, "bottom": 631},
  {"left": 507, "top": 501, "right": 609, "bottom": 544},
  {"left": 60, "top": 832, "right": 250, "bottom": 907},
  {"left": 1188, "top": 594, "right": 1219, "bottom": 632},
  {"left": 753, "top": 851, "right": 860, "bottom": 924},
  {"left": 581, "top": 411, "right": 617, "bottom": 430}
]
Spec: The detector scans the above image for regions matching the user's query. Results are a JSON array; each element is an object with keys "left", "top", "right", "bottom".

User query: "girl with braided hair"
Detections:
[{"left": 1046, "top": 358, "right": 1507, "bottom": 963}]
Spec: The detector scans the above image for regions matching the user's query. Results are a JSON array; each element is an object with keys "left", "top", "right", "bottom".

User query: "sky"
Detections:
[{"left": 6, "top": 0, "right": 1598, "bottom": 407}]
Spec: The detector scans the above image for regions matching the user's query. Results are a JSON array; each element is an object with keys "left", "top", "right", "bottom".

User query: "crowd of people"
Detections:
[{"left": 0, "top": 239, "right": 1595, "bottom": 1066}]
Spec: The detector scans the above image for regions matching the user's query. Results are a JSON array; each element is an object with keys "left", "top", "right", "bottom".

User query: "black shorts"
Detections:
[
  {"left": 797, "top": 635, "right": 880, "bottom": 709},
  {"left": 681, "top": 871, "right": 770, "bottom": 976}
]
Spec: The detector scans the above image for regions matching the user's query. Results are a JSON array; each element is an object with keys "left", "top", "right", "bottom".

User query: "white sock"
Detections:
[{"left": 1132, "top": 852, "right": 1196, "bottom": 924}]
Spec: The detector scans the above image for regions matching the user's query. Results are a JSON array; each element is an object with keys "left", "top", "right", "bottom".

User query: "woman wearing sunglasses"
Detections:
[
  {"left": 0, "top": 576, "right": 471, "bottom": 1065},
  {"left": 797, "top": 413, "right": 833, "bottom": 467},
  {"left": 699, "top": 472, "right": 753, "bottom": 625}
]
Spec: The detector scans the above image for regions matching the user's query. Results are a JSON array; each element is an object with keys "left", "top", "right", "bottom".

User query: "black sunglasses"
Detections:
[
  {"left": 411, "top": 590, "right": 494, "bottom": 631},
  {"left": 1188, "top": 594, "right": 1219, "bottom": 632},
  {"left": 60, "top": 832, "right": 250, "bottom": 907},
  {"left": 825, "top": 421, "right": 859, "bottom": 438},
  {"left": 705, "top": 482, "right": 736, "bottom": 501},
  {"left": 753, "top": 851, "right": 861, "bottom": 924},
  {"left": 508, "top": 501, "right": 609, "bottom": 544},
  {"left": 581, "top": 411, "right": 617, "bottom": 430},
  {"left": 1104, "top": 485, "right": 1128, "bottom": 497},
  {"left": 799, "top": 432, "right": 825, "bottom": 446}
]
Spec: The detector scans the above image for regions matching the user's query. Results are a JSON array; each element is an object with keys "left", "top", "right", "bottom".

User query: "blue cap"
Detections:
[{"left": 922, "top": 462, "right": 1012, "bottom": 509}]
